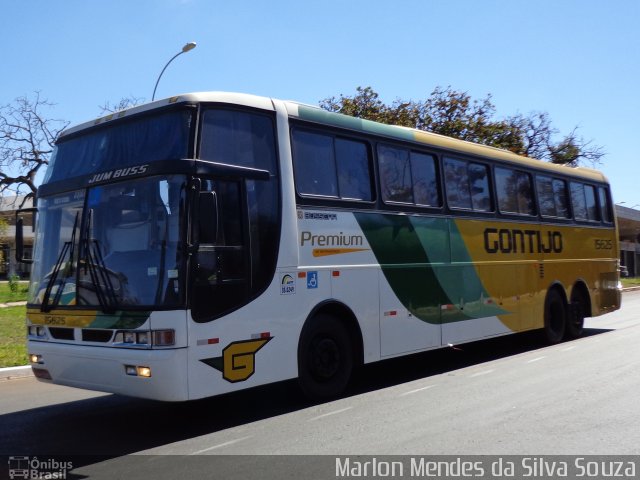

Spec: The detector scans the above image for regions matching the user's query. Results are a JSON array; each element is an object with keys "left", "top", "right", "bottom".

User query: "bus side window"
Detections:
[
  {"left": 379, "top": 145, "right": 413, "bottom": 203},
  {"left": 292, "top": 130, "right": 338, "bottom": 197},
  {"left": 599, "top": 187, "right": 613, "bottom": 223},
  {"left": 495, "top": 167, "right": 535, "bottom": 216},
  {"left": 444, "top": 157, "right": 491, "bottom": 212},
  {"left": 537, "top": 176, "right": 570, "bottom": 219},
  {"left": 292, "top": 129, "right": 373, "bottom": 201},
  {"left": 571, "top": 182, "right": 599, "bottom": 222}
]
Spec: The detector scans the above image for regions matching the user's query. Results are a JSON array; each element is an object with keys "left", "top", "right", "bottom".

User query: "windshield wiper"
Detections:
[
  {"left": 41, "top": 211, "right": 79, "bottom": 313},
  {"left": 81, "top": 209, "right": 117, "bottom": 314}
]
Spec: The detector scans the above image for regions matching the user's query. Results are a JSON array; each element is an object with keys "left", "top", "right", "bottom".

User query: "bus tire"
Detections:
[
  {"left": 544, "top": 288, "right": 566, "bottom": 344},
  {"left": 566, "top": 290, "right": 587, "bottom": 339},
  {"left": 298, "top": 314, "right": 353, "bottom": 400}
]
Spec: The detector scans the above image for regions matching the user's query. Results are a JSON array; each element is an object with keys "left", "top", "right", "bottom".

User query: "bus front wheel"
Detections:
[
  {"left": 544, "top": 289, "right": 567, "bottom": 344},
  {"left": 298, "top": 314, "right": 353, "bottom": 400}
]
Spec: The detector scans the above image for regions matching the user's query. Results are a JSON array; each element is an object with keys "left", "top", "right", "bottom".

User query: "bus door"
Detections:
[{"left": 190, "top": 178, "right": 250, "bottom": 321}]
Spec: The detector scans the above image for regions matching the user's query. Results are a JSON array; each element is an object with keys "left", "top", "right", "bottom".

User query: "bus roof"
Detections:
[{"left": 60, "top": 91, "right": 608, "bottom": 184}]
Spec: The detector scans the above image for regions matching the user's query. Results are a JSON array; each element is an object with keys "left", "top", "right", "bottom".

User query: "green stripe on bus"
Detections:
[
  {"left": 355, "top": 213, "right": 507, "bottom": 324},
  {"left": 296, "top": 105, "right": 415, "bottom": 141}
]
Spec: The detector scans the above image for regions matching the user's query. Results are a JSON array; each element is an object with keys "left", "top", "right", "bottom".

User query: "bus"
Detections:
[{"left": 16, "top": 92, "right": 621, "bottom": 401}]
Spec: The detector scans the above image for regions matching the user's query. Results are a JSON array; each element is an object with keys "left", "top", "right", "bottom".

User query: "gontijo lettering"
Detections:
[{"left": 484, "top": 228, "right": 563, "bottom": 254}]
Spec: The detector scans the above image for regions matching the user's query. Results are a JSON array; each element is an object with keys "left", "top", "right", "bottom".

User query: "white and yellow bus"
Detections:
[{"left": 17, "top": 92, "right": 621, "bottom": 401}]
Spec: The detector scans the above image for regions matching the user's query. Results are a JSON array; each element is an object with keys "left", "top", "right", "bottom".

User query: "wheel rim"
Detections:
[{"left": 310, "top": 337, "right": 341, "bottom": 379}]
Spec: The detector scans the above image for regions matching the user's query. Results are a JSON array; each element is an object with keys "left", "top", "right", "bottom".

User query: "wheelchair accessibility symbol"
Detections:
[{"left": 307, "top": 271, "right": 318, "bottom": 289}]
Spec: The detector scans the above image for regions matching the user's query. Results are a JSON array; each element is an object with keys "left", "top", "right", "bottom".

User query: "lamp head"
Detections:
[{"left": 182, "top": 42, "right": 197, "bottom": 53}]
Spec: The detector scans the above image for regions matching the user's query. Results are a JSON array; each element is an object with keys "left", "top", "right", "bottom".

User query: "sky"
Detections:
[{"left": 2, "top": 0, "right": 639, "bottom": 206}]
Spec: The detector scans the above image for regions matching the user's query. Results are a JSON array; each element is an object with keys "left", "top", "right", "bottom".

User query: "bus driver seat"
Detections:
[{"left": 103, "top": 198, "right": 158, "bottom": 303}]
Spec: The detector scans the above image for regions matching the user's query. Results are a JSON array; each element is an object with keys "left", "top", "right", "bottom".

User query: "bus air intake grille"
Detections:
[
  {"left": 49, "top": 327, "right": 75, "bottom": 340},
  {"left": 82, "top": 329, "right": 114, "bottom": 343}
]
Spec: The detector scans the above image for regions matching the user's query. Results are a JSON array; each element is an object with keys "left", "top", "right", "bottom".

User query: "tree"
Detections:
[
  {"left": 98, "top": 95, "right": 145, "bottom": 115},
  {"left": 0, "top": 93, "right": 69, "bottom": 204},
  {"left": 320, "top": 86, "right": 604, "bottom": 167}
]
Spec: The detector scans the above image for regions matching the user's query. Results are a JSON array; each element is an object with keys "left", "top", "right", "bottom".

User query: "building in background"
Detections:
[
  {"left": 0, "top": 195, "right": 33, "bottom": 279},
  {"left": 616, "top": 204, "right": 640, "bottom": 277}
]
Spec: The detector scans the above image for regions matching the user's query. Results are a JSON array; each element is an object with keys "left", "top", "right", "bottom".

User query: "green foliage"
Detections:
[
  {"left": 8, "top": 274, "right": 20, "bottom": 293},
  {"left": 0, "top": 281, "right": 29, "bottom": 303},
  {"left": 0, "top": 305, "right": 27, "bottom": 367},
  {"left": 320, "top": 86, "right": 604, "bottom": 166}
]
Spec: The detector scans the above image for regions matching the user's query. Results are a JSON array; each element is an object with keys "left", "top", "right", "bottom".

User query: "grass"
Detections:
[
  {"left": 0, "top": 281, "right": 29, "bottom": 304},
  {"left": 621, "top": 277, "right": 640, "bottom": 288},
  {"left": 0, "top": 305, "right": 27, "bottom": 367}
]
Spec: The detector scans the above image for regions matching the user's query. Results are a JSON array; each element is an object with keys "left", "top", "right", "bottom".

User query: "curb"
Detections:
[
  {"left": 0, "top": 301, "right": 27, "bottom": 308},
  {"left": 0, "top": 365, "right": 33, "bottom": 381}
]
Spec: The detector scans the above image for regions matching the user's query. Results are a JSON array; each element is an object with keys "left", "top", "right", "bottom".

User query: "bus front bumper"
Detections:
[{"left": 28, "top": 340, "right": 189, "bottom": 402}]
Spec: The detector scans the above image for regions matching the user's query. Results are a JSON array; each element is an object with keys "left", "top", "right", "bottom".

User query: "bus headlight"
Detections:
[
  {"left": 28, "top": 326, "right": 47, "bottom": 338},
  {"left": 115, "top": 329, "right": 174, "bottom": 347}
]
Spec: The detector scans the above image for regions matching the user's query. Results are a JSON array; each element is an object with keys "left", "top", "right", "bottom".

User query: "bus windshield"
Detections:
[
  {"left": 29, "top": 175, "right": 186, "bottom": 310},
  {"left": 44, "top": 109, "right": 192, "bottom": 184}
]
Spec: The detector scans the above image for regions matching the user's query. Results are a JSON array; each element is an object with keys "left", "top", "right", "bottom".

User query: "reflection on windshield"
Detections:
[{"left": 29, "top": 176, "right": 186, "bottom": 310}]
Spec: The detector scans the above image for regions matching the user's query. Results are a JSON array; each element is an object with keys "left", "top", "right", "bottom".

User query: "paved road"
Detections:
[{"left": 1, "top": 292, "right": 639, "bottom": 477}]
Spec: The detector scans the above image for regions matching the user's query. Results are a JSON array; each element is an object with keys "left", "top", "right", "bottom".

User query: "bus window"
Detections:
[
  {"left": 292, "top": 130, "right": 372, "bottom": 201},
  {"left": 411, "top": 152, "right": 440, "bottom": 207},
  {"left": 292, "top": 130, "right": 338, "bottom": 197},
  {"left": 335, "top": 138, "right": 372, "bottom": 201},
  {"left": 571, "top": 182, "right": 599, "bottom": 221},
  {"left": 599, "top": 187, "right": 613, "bottom": 223},
  {"left": 495, "top": 167, "right": 535, "bottom": 216},
  {"left": 200, "top": 109, "right": 278, "bottom": 174},
  {"left": 378, "top": 145, "right": 412, "bottom": 203},
  {"left": 444, "top": 157, "right": 491, "bottom": 212},
  {"left": 537, "top": 176, "right": 570, "bottom": 219},
  {"left": 378, "top": 145, "right": 440, "bottom": 207}
]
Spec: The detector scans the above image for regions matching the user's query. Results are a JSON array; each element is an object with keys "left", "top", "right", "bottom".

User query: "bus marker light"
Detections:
[
  {"left": 251, "top": 332, "right": 271, "bottom": 340},
  {"left": 332, "top": 271, "right": 340, "bottom": 277},
  {"left": 298, "top": 272, "right": 306, "bottom": 278},
  {"left": 153, "top": 330, "right": 175, "bottom": 346}
]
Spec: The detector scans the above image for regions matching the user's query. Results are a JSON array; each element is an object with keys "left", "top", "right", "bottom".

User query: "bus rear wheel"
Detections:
[
  {"left": 544, "top": 289, "right": 566, "bottom": 344},
  {"left": 566, "top": 289, "right": 587, "bottom": 339},
  {"left": 298, "top": 314, "right": 353, "bottom": 400}
]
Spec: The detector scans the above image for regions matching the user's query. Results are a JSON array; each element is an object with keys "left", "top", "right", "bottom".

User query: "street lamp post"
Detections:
[{"left": 152, "top": 42, "right": 197, "bottom": 101}]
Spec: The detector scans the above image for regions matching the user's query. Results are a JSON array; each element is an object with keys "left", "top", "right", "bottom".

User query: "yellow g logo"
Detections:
[{"left": 200, "top": 337, "right": 272, "bottom": 383}]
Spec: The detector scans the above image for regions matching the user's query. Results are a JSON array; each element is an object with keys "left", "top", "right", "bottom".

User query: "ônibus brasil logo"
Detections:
[{"left": 7, "top": 456, "right": 73, "bottom": 479}]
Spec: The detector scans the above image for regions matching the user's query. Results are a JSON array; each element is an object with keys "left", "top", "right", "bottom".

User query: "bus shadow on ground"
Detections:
[{"left": 0, "top": 327, "right": 612, "bottom": 467}]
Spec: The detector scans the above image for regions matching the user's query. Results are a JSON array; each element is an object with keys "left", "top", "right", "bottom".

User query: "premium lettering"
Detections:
[
  {"left": 484, "top": 228, "right": 563, "bottom": 254},
  {"left": 300, "top": 231, "right": 363, "bottom": 247}
]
